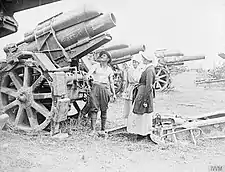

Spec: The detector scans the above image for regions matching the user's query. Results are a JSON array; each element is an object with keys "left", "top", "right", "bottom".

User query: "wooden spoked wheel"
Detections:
[
  {"left": 0, "top": 63, "right": 53, "bottom": 132},
  {"left": 154, "top": 66, "right": 171, "bottom": 91}
]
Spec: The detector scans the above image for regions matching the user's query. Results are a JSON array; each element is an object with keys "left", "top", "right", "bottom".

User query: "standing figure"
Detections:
[
  {"left": 84, "top": 51, "right": 117, "bottom": 135},
  {"left": 123, "top": 55, "right": 143, "bottom": 123},
  {"left": 127, "top": 53, "right": 156, "bottom": 140}
]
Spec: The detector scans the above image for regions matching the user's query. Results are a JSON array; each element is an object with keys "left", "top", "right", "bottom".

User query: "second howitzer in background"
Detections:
[{"left": 154, "top": 49, "right": 205, "bottom": 91}]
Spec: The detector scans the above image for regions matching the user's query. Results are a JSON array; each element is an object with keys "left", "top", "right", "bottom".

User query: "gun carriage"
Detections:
[
  {"left": 154, "top": 49, "right": 205, "bottom": 91},
  {"left": 0, "top": 7, "right": 116, "bottom": 133}
]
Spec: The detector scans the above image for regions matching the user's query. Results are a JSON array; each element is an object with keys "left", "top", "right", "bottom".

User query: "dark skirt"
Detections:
[{"left": 132, "top": 85, "right": 154, "bottom": 115}]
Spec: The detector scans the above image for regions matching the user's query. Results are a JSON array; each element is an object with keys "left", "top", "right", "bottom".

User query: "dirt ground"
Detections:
[{"left": 1, "top": 70, "right": 225, "bottom": 172}]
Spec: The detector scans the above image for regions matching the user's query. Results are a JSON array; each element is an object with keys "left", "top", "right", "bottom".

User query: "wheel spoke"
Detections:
[
  {"left": 26, "top": 107, "right": 38, "bottom": 128},
  {"left": 9, "top": 72, "right": 23, "bottom": 90},
  {"left": 156, "top": 68, "right": 162, "bottom": 77},
  {"left": 1, "top": 64, "right": 52, "bottom": 131},
  {"left": 157, "top": 82, "right": 162, "bottom": 89},
  {"left": 0, "top": 87, "right": 18, "bottom": 97},
  {"left": 3, "top": 100, "right": 19, "bottom": 111},
  {"left": 158, "top": 74, "right": 167, "bottom": 79},
  {"left": 31, "top": 101, "right": 50, "bottom": 118},
  {"left": 33, "top": 93, "right": 52, "bottom": 100},
  {"left": 23, "top": 66, "right": 32, "bottom": 87},
  {"left": 158, "top": 79, "right": 167, "bottom": 84},
  {"left": 14, "top": 105, "right": 24, "bottom": 126},
  {"left": 31, "top": 75, "right": 44, "bottom": 91},
  {"left": 155, "top": 82, "right": 158, "bottom": 89}
]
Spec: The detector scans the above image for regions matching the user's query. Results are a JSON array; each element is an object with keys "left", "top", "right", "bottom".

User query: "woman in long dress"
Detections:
[
  {"left": 127, "top": 53, "right": 156, "bottom": 140},
  {"left": 123, "top": 55, "right": 143, "bottom": 123}
]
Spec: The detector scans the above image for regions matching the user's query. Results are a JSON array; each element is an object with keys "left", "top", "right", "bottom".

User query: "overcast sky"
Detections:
[{"left": 1, "top": 0, "right": 225, "bottom": 69}]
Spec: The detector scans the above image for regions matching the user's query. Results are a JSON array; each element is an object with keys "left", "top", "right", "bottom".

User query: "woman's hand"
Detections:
[
  {"left": 110, "top": 94, "right": 117, "bottom": 102},
  {"left": 112, "top": 94, "right": 117, "bottom": 101}
]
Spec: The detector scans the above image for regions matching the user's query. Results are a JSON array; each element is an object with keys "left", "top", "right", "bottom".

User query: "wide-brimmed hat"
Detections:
[
  {"left": 132, "top": 54, "right": 142, "bottom": 63},
  {"left": 98, "top": 51, "right": 112, "bottom": 64},
  {"left": 140, "top": 52, "right": 154, "bottom": 62}
]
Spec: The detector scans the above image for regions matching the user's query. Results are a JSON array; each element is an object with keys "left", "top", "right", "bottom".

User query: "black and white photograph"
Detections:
[{"left": 1, "top": 0, "right": 225, "bottom": 171}]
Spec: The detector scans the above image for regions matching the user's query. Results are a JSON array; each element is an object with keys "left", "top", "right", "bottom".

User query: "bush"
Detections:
[{"left": 207, "top": 62, "right": 225, "bottom": 79}]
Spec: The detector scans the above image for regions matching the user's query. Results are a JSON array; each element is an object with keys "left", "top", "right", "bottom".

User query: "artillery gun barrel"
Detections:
[
  {"left": 24, "top": 8, "right": 101, "bottom": 42},
  {"left": 195, "top": 78, "right": 225, "bottom": 84},
  {"left": 4, "top": 7, "right": 117, "bottom": 67},
  {"left": 164, "top": 55, "right": 205, "bottom": 63},
  {"left": 93, "top": 45, "right": 144, "bottom": 65},
  {"left": 166, "top": 62, "right": 185, "bottom": 66},
  {"left": 21, "top": 12, "right": 116, "bottom": 50},
  {"left": 179, "top": 55, "right": 205, "bottom": 62},
  {"left": 155, "top": 49, "right": 184, "bottom": 58},
  {"left": 96, "top": 44, "right": 129, "bottom": 52},
  {"left": 109, "top": 45, "right": 145, "bottom": 59},
  {"left": 111, "top": 56, "right": 132, "bottom": 65}
]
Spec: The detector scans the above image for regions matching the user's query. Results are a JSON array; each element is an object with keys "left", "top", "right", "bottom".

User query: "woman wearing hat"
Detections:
[
  {"left": 84, "top": 51, "right": 117, "bottom": 135},
  {"left": 127, "top": 53, "right": 156, "bottom": 140},
  {"left": 123, "top": 54, "right": 144, "bottom": 122}
]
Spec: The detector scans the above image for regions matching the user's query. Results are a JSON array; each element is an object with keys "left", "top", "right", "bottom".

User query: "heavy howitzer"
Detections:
[
  {"left": 81, "top": 44, "right": 145, "bottom": 93},
  {"left": 154, "top": 49, "right": 205, "bottom": 91},
  {"left": 0, "top": 7, "right": 116, "bottom": 133},
  {"left": 4, "top": 8, "right": 116, "bottom": 67}
]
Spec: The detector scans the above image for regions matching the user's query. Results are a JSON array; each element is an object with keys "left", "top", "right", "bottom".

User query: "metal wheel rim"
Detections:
[{"left": 0, "top": 63, "right": 53, "bottom": 131}]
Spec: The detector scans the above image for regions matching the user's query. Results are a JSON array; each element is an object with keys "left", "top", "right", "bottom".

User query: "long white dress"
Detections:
[
  {"left": 127, "top": 64, "right": 155, "bottom": 136},
  {"left": 123, "top": 66, "right": 143, "bottom": 118},
  {"left": 127, "top": 106, "right": 153, "bottom": 135}
]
